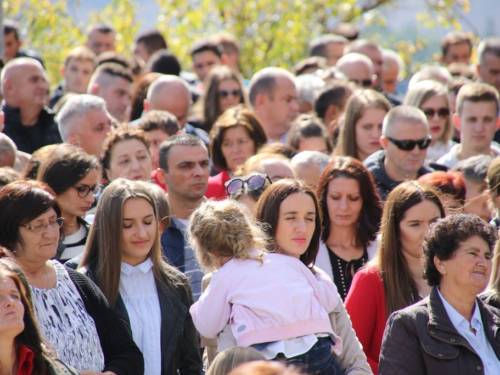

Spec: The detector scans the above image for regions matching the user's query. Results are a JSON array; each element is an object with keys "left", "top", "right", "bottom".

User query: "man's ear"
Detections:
[
  {"left": 495, "top": 116, "right": 500, "bottom": 130},
  {"left": 143, "top": 99, "right": 150, "bottom": 113},
  {"left": 453, "top": 113, "right": 461, "bottom": 133},
  {"left": 380, "top": 135, "right": 388, "bottom": 150},
  {"left": 254, "top": 92, "right": 268, "bottom": 108}
]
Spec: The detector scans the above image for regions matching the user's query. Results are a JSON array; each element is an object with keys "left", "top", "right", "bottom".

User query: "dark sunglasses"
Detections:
[
  {"left": 350, "top": 78, "right": 372, "bottom": 88},
  {"left": 72, "top": 184, "right": 102, "bottom": 198},
  {"left": 422, "top": 107, "right": 450, "bottom": 119},
  {"left": 387, "top": 136, "right": 432, "bottom": 151},
  {"left": 218, "top": 89, "right": 241, "bottom": 98},
  {"left": 225, "top": 173, "right": 272, "bottom": 195}
]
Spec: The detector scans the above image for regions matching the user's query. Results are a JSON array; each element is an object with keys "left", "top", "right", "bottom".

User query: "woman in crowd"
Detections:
[
  {"left": 404, "top": 80, "right": 454, "bottom": 164},
  {"left": 226, "top": 173, "right": 272, "bottom": 213},
  {"left": 78, "top": 179, "right": 202, "bottom": 375},
  {"left": 206, "top": 107, "right": 267, "bottom": 200},
  {"left": 198, "top": 65, "right": 248, "bottom": 132},
  {"left": 334, "top": 89, "right": 391, "bottom": 162},
  {"left": 255, "top": 179, "right": 372, "bottom": 374},
  {"left": 287, "top": 114, "right": 333, "bottom": 154},
  {"left": 379, "top": 214, "right": 500, "bottom": 374},
  {"left": 315, "top": 156, "right": 383, "bottom": 300},
  {"left": 37, "top": 144, "right": 101, "bottom": 263},
  {"left": 345, "top": 181, "right": 445, "bottom": 374},
  {"left": 207, "top": 347, "right": 266, "bottom": 375},
  {"left": 418, "top": 171, "right": 466, "bottom": 216},
  {"left": 101, "top": 126, "right": 153, "bottom": 183},
  {"left": 0, "top": 180, "right": 144, "bottom": 375},
  {"left": 239, "top": 153, "right": 296, "bottom": 183},
  {"left": 0, "top": 259, "right": 80, "bottom": 374}
]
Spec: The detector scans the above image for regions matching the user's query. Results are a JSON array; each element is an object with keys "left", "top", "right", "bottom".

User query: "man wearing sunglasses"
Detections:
[
  {"left": 364, "top": 106, "right": 432, "bottom": 201},
  {"left": 336, "top": 53, "right": 375, "bottom": 89}
]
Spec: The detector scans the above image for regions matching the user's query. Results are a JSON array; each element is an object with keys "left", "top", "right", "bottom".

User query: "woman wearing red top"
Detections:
[
  {"left": 0, "top": 259, "right": 80, "bottom": 375},
  {"left": 206, "top": 106, "right": 267, "bottom": 200},
  {"left": 344, "top": 181, "right": 445, "bottom": 374}
]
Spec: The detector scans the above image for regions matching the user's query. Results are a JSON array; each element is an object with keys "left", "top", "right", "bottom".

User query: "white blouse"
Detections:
[
  {"left": 120, "top": 258, "right": 162, "bottom": 375},
  {"left": 31, "top": 260, "right": 105, "bottom": 372}
]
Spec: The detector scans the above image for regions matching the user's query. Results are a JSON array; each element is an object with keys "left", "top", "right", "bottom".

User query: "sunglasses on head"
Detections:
[
  {"left": 350, "top": 78, "right": 372, "bottom": 88},
  {"left": 225, "top": 173, "right": 272, "bottom": 195},
  {"left": 218, "top": 89, "right": 241, "bottom": 98},
  {"left": 422, "top": 107, "right": 450, "bottom": 119},
  {"left": 387, "top": 136, "right": 432, "bottom": 151}
]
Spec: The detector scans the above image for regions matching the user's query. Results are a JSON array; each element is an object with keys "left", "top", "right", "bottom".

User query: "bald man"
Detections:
[
  {"left": 1, "top": 58, "right": 61, "bottom": 153},
  {"left": 382, "top": 49, "right": 404, "bottom": 94},
  {"left": 336, "top": 53, "right": 375, "bottom": 88},
  {"left": 249, "top": 67, "right": 299, "bottom": 143},
  {"left": 143, "top": 75, "right": 210, "bottom": 144},
  {"left": 345, "top": 39, "right": 384, "bottom": 89}
]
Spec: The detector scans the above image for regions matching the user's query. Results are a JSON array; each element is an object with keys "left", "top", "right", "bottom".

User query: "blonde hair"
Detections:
[
  {"left": 207, "top": 347, "right": 265, "bottom": 375},
  {"left": 188, "top": 199, "right": 269, "bottom": 271}
]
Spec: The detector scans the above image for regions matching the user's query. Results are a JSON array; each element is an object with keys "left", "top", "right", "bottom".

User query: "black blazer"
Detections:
[{"left": 82, "top": 261, "right": 202, "bottom": 375}]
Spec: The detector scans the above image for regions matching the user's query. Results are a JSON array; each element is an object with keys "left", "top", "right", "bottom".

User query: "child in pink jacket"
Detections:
[{"left": 188, "top": 199, "right": 344, "bottom": 375}]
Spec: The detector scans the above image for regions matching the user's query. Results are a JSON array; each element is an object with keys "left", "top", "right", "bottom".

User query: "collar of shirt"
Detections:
[
  {"left": 121, "top": 257, "right": 154, "bottom": 276},
  {"left": 437, "top": 287, "right": 483, "bottom": 334}
]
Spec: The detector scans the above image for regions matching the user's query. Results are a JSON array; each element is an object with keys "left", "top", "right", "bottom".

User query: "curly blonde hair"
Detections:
[{"left": 188, "top": 199, "right": 269, "bottom": 271}]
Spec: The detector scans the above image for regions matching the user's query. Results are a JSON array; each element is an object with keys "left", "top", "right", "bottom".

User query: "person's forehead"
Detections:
[
  {"left": 193, "top": 50, "right": 220, "bottom": 64},
  {"left": 389, "top": 121, "right": 428, "bottom": 137},
  {"left": 169, "top": 145, "right": 208, "bottom": 162},
  {"left": 66, "top": 58, "right": 95, "bottom": 69},
  {"left": 108, "top": 76, "right": 132, "bottom": 91},
  {"left": 358, "top": 46, "right": 383, "bottom": 62},
  {"left": 343, "top": 62, "right": 372, "bottom": 78},
  {"left": 460, "top": 100, "right": 498, "bottom": 116},
  {"left": 481, "top": 52, "right": 500, "bottom": 66},
  {"left": 274, "top": 76, "right": 296, "bottom": 95},
  {"left": 90, "top": 30, "right": 114, "bottom": 41}
]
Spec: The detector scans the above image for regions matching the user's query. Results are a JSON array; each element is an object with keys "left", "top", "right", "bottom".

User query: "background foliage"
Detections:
[{"left": 4, "top": 0, "right": 471, "bottom": 86}]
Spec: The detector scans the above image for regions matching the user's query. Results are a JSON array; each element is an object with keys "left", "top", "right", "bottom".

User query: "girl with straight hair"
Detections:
[{"left": 78, "top": 178, "right": 202, "bottom": 375}]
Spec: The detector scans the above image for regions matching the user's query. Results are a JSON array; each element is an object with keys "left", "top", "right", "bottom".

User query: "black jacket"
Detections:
[
  {"left": 3, "top": 104, "right": 61, "bottom": 154},
  {"left": 363, "top": 150, "right": 432, "bottom": 201},
  {"left": 65, "top": 267, "right": 144, "bottom": 375},
  {"left": 82, "top": 261, "right": 202, "bottom": 375},
  {"left": 379, "top": 287, "right": 500, "bottom": 375}
]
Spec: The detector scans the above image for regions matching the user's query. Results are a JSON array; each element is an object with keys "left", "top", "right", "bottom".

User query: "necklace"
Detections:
[{"left": 327, "top": 247, "right": 367, "bottom": 300}]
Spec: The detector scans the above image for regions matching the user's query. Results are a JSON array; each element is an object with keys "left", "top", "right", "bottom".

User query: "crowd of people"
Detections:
[{"left": 1, "top": 17, "right": 500, "bottom": 375}]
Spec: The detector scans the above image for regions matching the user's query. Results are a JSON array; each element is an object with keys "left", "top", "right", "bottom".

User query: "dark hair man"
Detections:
[
  {"left": 86, "top": 23, "right": 116, "bottom": 56},
  {"left": 3, "top": 19, "right": 44, "bottom": 65},
  {"left": 133, "top": 29, "right": 168, "bottom": 63}
]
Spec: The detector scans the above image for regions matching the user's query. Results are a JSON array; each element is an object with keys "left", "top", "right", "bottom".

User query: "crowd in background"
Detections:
[{"left": 1, "top": 17, "right": 500, "bottom": 375}]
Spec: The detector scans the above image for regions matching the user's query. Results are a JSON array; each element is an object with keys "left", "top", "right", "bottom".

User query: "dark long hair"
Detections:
[
  {"left": 255, "top": 179, "right": 322, "bottom": 268},
  {"left": 0, "top": 259, "right": 47, "bottom": 374},
  {"left": 316, "top": 156, "right": 382, "bottom": 246}
]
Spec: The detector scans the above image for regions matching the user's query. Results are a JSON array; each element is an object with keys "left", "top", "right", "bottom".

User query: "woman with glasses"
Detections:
[
  {"left": 0, "top": 180, "right": 144, "bottom": 375},
  {"left": 226, "top": 173, "right": 272, "bottom": 213},
  {"left": 334, "top": 89, "right": 391, "bottom": 161},
  {"left": 196, "top": 65, "right": 248, "bottom": 133},
  {"left": 38, "top": 144, "right": 101, "bottom": 263},
  {"left": 206, "top": 106, "right": 267, "bottom": 200},
  {"left": 344, "top": 181, "right": 445, "bottom": 374},
  {"left": 404, "top": 80, "right": 455, "bottom": 164}
]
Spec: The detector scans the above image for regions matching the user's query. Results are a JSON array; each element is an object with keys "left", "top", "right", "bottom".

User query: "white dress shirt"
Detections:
[
  {"left": 120, "top": 258, "right": 162, "bottom": 375},
  {"left": 438, "top": 288, "right": 500, "bottom": 375}
]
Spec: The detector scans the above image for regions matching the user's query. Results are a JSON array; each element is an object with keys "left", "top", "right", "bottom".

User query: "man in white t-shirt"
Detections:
[{"left": 437, "top": 83, "right": 500, "bottom": 170}]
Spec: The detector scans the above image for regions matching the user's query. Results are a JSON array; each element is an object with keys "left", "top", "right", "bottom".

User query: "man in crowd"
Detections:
[
  {"left": 50, "top": 46, "right": 97, "bottom": 107},
  {"left": 437, "top": 83, "right": 500, "bottom": 169},
  {"left": 477, "top": 37, "right": 500, "bottom": 95},
  {"left": 2, "top": 58, "right": 61, "bottom": 153},
  {"left": 3, "top": 20, "right": 43, "bottom": 65},
  {"left": 453, "top": 155, "right": 494, "bottom": 222},
  {"left": 190, "top": 38, "right": 225, "bottom": 83},
  {"left": 440, "top": 31, "right": 473, "bottom": 66},
  {"left": 86, "top": 23, "right": 116, "bottom": 56},
  {"left": 290, "top": 151, "right": 330, "bottom": 189},
  {"left": 364, "top": 105, "right": 432, "bottom": 201},
  {"left": 211, "top": 33, "right": 241, "bottom": 74},
  {"left": 336, "top": 53, "right": 375, "bottom": 88},
  {"left": 382, "top": 49, "right": 404, "bottom": 94},
  {"left": 56, "top": 94, "right": 112, "bottom": 157},
  {"left": 249, "top": 67, "right": 299, "bottom": 143},
  {"left": 308, "top": 34, "right": 348, "bottom": 67},
  {"left": 314, "top": 81, "right": 354, "bottom": 137},
  {"left": 133, "top": 29, "right": 168, "bottom": 63},
  {"left": 344, "top": 39, "right": 384, "bottom": 90},
  {"left": 143, "top": 75, "right": 210, "bottom": 145},
  {"left": 87, "top": 62, "right": 133, "bottom": 122},
  {"left": 157, "top": 134, "right": 210, "bottom": 301}
]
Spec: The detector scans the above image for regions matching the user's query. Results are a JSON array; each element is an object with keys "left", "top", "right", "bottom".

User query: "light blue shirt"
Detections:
[
  {"left": 120, "top": 258, "right": 162, "bottom": 375},
  {"left": 438, "top": 288, "right": 500, "bottom": 375}
]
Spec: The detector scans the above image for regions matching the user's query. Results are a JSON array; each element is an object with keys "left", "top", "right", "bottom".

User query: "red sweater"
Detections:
[
  {"left": 205, "top": 170, "right": 231, "bottom": 200},
  {"left": 344, "top": 265, "right": 387, "bottom": 375}
]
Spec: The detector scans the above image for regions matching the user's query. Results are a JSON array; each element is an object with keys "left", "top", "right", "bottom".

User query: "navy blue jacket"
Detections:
[{"left": 161, "top": 219, "right": 186, "bottom": 272}]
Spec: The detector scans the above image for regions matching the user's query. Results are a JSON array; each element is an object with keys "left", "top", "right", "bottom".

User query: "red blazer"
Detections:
[
  {"left": 205, "top": 170, "right": 231, "bottom": 200},
  {"left": 345, "top": 265, "right": 387, "bottom": 375}
]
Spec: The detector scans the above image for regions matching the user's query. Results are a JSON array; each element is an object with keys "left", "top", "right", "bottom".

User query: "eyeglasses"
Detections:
[
  {"left": 387, "top": 136, "right": 432, "bottom": 151},
  {"left": 218, "top": 89, "right": 241, "bottom": 98},
  {"left": 225, "top": 173, "right": 272, "bottom": 195},
  {"left": 349, "top": 79, "right": 372, "bottom": 88},
  {"left": 422, "top": 107, "right": 450, "bottom": 119},
  {"left": 72, "top": 184, "right": 102, "bottom": 198},
  {"left": 20, "top": 218, "right": 65, "bottom": 233}
]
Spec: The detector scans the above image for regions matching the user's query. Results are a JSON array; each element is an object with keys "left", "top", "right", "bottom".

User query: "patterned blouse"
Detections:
[{"left": 31, "top": 260, "right": 105, "bottom": 372}]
